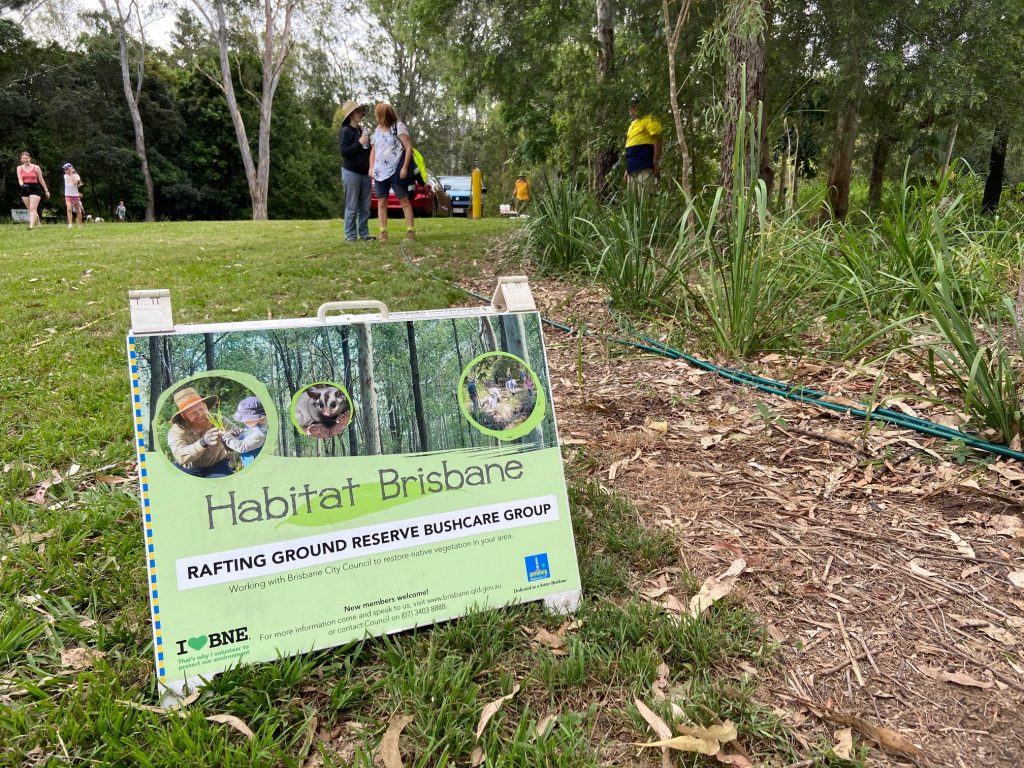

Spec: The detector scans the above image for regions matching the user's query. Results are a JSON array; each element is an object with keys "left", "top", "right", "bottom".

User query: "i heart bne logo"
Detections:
[{"left": 188, "top": 635, "right": 208, "bottom": 651}]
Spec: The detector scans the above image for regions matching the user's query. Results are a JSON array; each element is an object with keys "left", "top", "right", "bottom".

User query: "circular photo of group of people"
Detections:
[
  {"left": 460, "top": 352, "right": 546, "bottom": 440},
  {"left": 156, "top": 376, "right": 271, "bottom": 479}
]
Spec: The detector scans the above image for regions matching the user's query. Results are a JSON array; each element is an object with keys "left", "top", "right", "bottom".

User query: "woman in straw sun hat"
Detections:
[
  {"left": 338, "top": 100, "right": 374, "bottom": 241},
  {"left": 165, "top": 387, "right": 234, "bottom": 478}
]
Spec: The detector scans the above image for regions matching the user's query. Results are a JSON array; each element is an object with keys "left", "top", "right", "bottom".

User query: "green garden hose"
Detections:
[{"left": 454, "top": 283, "right": 1024, "bottom": 462}]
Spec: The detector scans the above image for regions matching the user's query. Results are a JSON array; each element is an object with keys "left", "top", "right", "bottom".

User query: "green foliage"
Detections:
[
  {"left": 0, "top": 28, "right": 340, "bottom": 220},
  {"left": 588, "top": 189, "right": 697, "bottom": 313},
  {"left": 909, "top": 260, "right": 1024, "bottom": 443},
  {"left": 525, "top": 177, "right": 600, "bottom": 275}
]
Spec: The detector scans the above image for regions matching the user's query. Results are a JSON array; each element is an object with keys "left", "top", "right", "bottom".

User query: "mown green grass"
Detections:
[
  {"left": 0, "top": 219, "right": 858, "bottom": 766},
  {"left": 0, "top": 219, "right": 501, "bottom": 482}
]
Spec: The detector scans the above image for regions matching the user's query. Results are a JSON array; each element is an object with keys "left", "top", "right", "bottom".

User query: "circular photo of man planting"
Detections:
[
  {"left": 155, "top": 375, "right": 272, "bottom": 478},
  {"left": 290, "top": 382, "right": 353, "bottom": 439},
  {"left": 459, "top": 352, "right": 546, "bottom": 441}
]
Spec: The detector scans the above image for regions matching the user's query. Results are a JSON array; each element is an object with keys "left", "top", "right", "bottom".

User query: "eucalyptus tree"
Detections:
[
  {"left": 188, "top": 0, "right": 300, "bottom": 220},
  {"left": 97, "top": 0, "right": 156, "bottom": 220}
]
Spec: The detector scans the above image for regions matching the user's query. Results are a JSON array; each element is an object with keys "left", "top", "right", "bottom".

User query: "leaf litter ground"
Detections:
[{"left": 458, "top": 272, "right": 1024, "bottom": 767}]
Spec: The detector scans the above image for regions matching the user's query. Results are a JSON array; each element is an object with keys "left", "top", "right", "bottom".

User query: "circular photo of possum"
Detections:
[
  {"left": 152, "top": 372, "right": 275, "bottom": 478},
  {"left": 290, "top": 382, "right": 354, "bottom": 439},
  {"left": 458, "top": 352, "right": 547, "bottom": 441}
]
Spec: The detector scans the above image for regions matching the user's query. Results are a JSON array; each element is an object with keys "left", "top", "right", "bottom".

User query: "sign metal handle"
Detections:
[{"left": 316, "top": 300, "right": 390, "bottom": 322}]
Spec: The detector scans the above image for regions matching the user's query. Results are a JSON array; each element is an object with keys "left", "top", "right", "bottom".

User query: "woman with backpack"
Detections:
[{"left": 368, "top": 102, "right": 416, "bottom": 241}]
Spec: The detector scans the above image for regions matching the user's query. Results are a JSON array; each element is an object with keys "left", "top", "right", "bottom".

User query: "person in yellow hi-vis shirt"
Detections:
[
  {"left": 623, "top": 94, "right": 662, "bottom": 192},
  {"left": 514, "top": 173, "right": 530, "bottom": 213}
]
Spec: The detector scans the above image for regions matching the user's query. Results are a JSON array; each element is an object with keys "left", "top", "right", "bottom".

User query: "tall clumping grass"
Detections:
[
  {"left": 525, "top": 177, "right": 600, "bottom": 274},
  {"left": 696, "top": 179, "right": 826, "bottom": 358},
  {"left": 906, "top": 251, "right": 1024, "bottom": 444},
  {"left": 828, "top": 169, "right": 1018, "bottom": 321},
  {"left": 522, "top": 99, "right": 1024, "bottom": 447},
  {"left": 587, "top": 188, "right": 697, "bottom": 313}
]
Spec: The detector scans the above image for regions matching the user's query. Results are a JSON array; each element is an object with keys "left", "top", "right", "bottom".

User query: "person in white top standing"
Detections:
[
  {"left": 367, "top": 102, "right": 416, "bottom": 241},
  {"left": 62, "top": 162, "right": 84, "bottom": 228}
]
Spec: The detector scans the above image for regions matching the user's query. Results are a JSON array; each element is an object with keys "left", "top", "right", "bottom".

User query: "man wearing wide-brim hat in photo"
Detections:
[
  {"left": 338, "top": 99, "right": 375, "bottom": 242},
  {"left": 165, "top": 387, "right": 234, "bottom": 478}
]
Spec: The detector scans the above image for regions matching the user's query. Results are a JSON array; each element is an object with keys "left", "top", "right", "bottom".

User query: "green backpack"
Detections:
[{"left": 391, "top": 126, "right": 428, "bottom": 183}]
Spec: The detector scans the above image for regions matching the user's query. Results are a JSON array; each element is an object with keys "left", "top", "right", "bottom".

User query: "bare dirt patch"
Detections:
[{"left": 464, "top": 275, "right": 1024, "bottom": 766}]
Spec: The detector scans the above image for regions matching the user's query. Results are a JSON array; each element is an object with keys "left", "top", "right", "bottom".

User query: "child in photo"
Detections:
[{"left": 223, "top": 396, "right": 268, "bottom": 466}]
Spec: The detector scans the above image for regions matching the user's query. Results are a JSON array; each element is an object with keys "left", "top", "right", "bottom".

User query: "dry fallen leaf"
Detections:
[
  {"left": 533, "top": 713, "right": 557, "bottom": 740},
  {"left": 637, "top": 734, "right": 720, "bottom": 755},
  {"left": 800, "top": 699, "right": 925, "bottom": 758},
  {"left": 14, "top": 529, "right": 55, "bottom": 546},
  {"left": 206, "top": 713, "right": 255, "bottom": 739},
  {"left": 676, "top": 722, "right": 737, "bottom": 743},
  {"left": 690, "top": 559, "right": 746, "bottom": 617},
  {"left": 469, "top": 746, "right": 486, "bottom": 767},
  {"left": 60, "top": 647, "right": 104, "bottom": 671},
  {"left": 988, "top": 514, "right": 1024, "bottom": 537},
  {"left": 941, "top": 528, "right": 975, "bottom": 559},
  {"left": 649, "top": 420, "right": 669, "bottom": 433},
  {"left": 978, "top": 624, "right": 1017, "bottom": 646},
  {"left": 988, "top": 463, "right": 1024, "bottom": 483},
  {"left": 918, "top": 666, "right": 994, "bottom": 689},
  {"left": 1008, "top": 569, "right": 1024, "bottom": 590},
  {"left": 474, "top": 684, "right": 520, "bottom": 739},
  {"left": 377, "top": 714, "right": 414, "bottom": 768},
  {"left": 634, "top": 698, "right": 672, "bottom": 739},
  {"left": 652, "top": 662, "right": 670, "bottom": 702},
  {"left": 634, "top": 698, "right": 673, "bottom": 768},
  {"left": 907, "top": 558, "right": 938, "bottom": 578},
  {"left": 833, "top": 727, "right": 853, "bottom": 759},
  {"left": 532, "top": 627, "right": 567, "bottom": 653}
]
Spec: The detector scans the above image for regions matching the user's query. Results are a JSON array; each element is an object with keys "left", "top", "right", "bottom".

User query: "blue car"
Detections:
[{"left": 439, "top": 175, "right": 486, "bottom": 216}]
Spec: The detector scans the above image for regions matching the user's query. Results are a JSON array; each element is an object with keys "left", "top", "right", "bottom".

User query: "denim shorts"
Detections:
[{"left": 374, "top": 168, "right": 411, "bottom": 200}]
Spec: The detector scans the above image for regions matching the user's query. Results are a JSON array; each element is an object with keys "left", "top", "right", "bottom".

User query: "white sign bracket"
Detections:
[
  {"left": 491, "top": 276, "right": 536, "bottom": 313},
  {"left": 128, "top": 289, "right": 175, "bottom": 334}
]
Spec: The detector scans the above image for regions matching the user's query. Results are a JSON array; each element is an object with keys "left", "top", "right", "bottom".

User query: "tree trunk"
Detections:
[
  {"left": 100, "top": 0, "right": 155, "bottom": 221},
  {"left": 406, "top": 322, "right": 428, "bottom": 452},
  {"left": 500, "top": 315, "right": 544, "bottom": 447},
  {"left": 204, "top": 333, "right": 215, "bottom": 370},
  {"left": 982, "top": 125, "right": 1008, "bottom": 214},
  {"left": 822, "top": 97, "right": 859, "bottom": 222},
  {"left": 355, "top": 324, "right": 381, "bottom": 454},
  {"left": 339, "top": 325, "right": 357, "bottom": 456},
  {"left": 661, "top": 0, "right": 694, "bottom": 197},
  {"left": 147, "top": 335, "right": 172, "bottom": 448},
  {"left": 196, "top": 0, "right": 296, "bottom": 220},
  {"left": 719, "top": 0, "right": 766, "bottom": 217},
  {"left": 596, "top": 0, "right": 614, "bottom": 79},
  {"left": 776, "top": 140, "right": 787, "bottom": 208},
  {"left": 941, "top": 123, "right": 958, "bottom": 179},
  {"left": 791, "top": 158, "right": 800, "bottom": 208},
  {"left": 594, "top": 0, "right": 617, "bottom": 197},
  {"left": 867, "top": 131, "right": 893, "bottom": 212},
  {"left": 479, "top": 316, "right": 497, "bottom": 352}
]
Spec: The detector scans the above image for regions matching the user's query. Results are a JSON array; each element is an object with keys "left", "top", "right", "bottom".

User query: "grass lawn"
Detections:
[{"left": 0, "top": 220, "right": 850, "bottom": 766}]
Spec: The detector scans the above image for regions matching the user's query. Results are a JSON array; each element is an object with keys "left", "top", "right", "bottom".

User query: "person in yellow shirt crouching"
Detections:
[{"left": 624, "top": 94, "right": 662, "bottom": 192}]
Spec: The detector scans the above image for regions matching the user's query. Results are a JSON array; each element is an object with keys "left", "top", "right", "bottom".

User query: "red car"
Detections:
[{"left": 370, "top": 173, "right": 453, "bottom": 217}]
